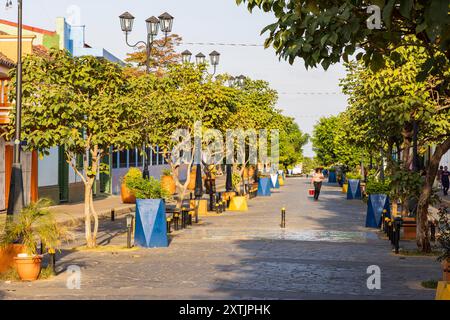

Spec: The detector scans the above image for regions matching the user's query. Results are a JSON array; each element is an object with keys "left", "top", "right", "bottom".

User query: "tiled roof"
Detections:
[
  {"left": 32, "top": 45, "right": 49, "bottom": 58},
  {"left": 0, "top": 19, "right": 56, "bottom": 36},
  {"left": 0, "top": 45, "right": 49, "bottom": 69},
  {"left": 0, "top": 52, "right": 15, "bottom": 68}
]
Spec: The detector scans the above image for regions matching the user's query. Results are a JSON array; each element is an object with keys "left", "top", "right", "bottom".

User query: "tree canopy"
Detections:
[{"left": 236, "top": 0, "right": 450, "bottom": 72}]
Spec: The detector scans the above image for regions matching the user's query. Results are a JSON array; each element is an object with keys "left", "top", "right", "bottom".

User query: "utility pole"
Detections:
[{"left": 7, "top": 0, "right": 25, "bottom": 217}]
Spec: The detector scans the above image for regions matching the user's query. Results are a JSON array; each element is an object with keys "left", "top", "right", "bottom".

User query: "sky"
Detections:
[{"left": 0, "top": 0, "right": 349, "bottom": 157}]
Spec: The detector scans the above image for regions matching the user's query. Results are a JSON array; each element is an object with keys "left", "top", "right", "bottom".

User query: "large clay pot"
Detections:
[
  {"left": 443, "top": 260, "right": 450, "bottom": 282},
  {"left": 161, "top": 175, "right": 176, "bottom": 195},
  {"left": 14, "top": 255, "right": 43, "bottom": 281},
  {"left": 121, "top": 183, "right": 136, "bottom": 204},
  {"left": 187, "top": 170, "right": 197, "bottom": 191},
  {"left": 248, "top": 167, "right": 255, "bottom": 179},
  {"left": 0, "top": 244, "right": 25, "bottom": 274}
]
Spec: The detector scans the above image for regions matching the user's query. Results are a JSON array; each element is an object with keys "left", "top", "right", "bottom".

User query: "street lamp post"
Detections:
[
  {"left": 182, "top": 50, "right": 221, "bottom": 75},
  {"left": 7, "top": 0, "right": 25, "bottom": 217},
  {"left": 119, "top": 11, "right": 174, "bottom": 178}
]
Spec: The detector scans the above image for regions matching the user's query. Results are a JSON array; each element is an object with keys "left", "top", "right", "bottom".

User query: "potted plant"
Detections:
[
  {"left": 0, "top": 199, "right": 70, "bottom": 281},
  {"left": 126, "top": 175, "right": 170, "bottom": 248},
  {"left": 121, "top": 168, "right": 141, "bottom": 204},
  {"left": 229, "top": 172, "right": 248, "bottom": 211},
  {"left": 232, "top": 172, "right": 242, "bottom": 195},
  {"left": 161, "top": 168, "right": 176, "bottom": 195},
  {"left": 437, "top": 206, "right": 450, "bottom": 282},
  {"left": 346, "top": 173, "right": 362, "bottom": 200},
  {"left": 365, "top": 179, "right": 391, "bottom": 228}
]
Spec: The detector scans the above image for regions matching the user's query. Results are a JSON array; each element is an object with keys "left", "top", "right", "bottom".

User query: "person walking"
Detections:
[
  {"left": 442, "top": 166, "right": 449, "bottom": 196},
  {"left": 311, "top": 168, "right": 325, "bottom": 201}
]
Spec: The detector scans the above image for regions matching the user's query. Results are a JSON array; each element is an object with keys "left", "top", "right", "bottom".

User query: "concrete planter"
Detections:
[
  {"left": 328, "top": 171, "right": 337, "bottom": 183},
  {"left": 135, "top": 199, "right": 168, "bottom": 248},
  {"left": 347, "top": 179, "right": 362, "bottom": 200},
  {"left": 257, "top": 177, "right": 271, "bottom": 197},
  {"left": 366, "top": 194, "right": 390, "bottom": 228}
]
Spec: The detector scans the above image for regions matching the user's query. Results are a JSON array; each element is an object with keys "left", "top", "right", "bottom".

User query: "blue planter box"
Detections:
[
  {"left": 366, "top": 194, "right": 391, "bottom": 228},
  {"left": 347, "top": 179, "right": 362, "bottom": 200},
  {"left": 135, "top": 199, "right": 168, "bottom": 248},
  {"left": 257, "top": 177, "right": 272, "bottom": 196},
  {"left": 328, "top": 171, "right": 337, "bottom": 183},
  {"left": 270, "top": 174, "right": 280, "bottom": 189}
]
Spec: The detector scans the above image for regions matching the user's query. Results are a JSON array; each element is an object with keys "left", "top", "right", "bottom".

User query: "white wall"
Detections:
[{"left": 38, "top": 147, "right": 58, "bottom": 187}]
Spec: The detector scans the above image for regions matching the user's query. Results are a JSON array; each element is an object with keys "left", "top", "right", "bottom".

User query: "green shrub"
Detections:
[
  {"left": 125, "top": 169, "right": 169, "bottom": 200},
  {"left": 123, "top": 167, "right": 143, "bottom": 183},
  {"left": 366, "top": 180, "right": 391, "bottom": 195},
  {"left": 232, "top": 172, "right": 242, "bottom": 192},
  {"left": 346, "top": 173, "right": 362, "bottom": 180}
]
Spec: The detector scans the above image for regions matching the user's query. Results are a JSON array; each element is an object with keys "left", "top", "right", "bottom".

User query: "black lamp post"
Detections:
[
  {"left": 225, "top": 164, "right": 233, "bottom": 192},
  {"left": 194, "top": 163, "right": 203, "bottom": 199},
  {"left": 7, "top": 0, "right": 25, "bottom": 217},
  {"left": 119, "top": 11, "right": 174, "bottom": 178}
]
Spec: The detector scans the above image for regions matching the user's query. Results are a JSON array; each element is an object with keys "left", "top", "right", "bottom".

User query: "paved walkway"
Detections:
[{"left": 0, "top": 178, "right": 441, "bottom": 300}]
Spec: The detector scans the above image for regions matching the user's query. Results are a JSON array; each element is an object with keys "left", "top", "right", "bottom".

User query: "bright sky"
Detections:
[{"left": 0, "top": 0, "right": 349, "bottom": 157}]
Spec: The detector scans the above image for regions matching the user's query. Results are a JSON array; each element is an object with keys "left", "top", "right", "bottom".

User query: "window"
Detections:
[
  {"left": 119, "top": 150, "right": 128, "bottom": 168},
  {"left": 129, "top": 149, "right": 137, "bottom": 167},
  {"left": 112, "top": 151, "right": 118, "bottom": 169}
]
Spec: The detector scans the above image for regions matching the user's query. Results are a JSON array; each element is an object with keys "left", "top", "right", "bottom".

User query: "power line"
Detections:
[
  {"left": 179, "top": 42, "right": 264, "bottom": 47},
  {"left": 278, "top": 92, "right": 344, "bottom": 95}
]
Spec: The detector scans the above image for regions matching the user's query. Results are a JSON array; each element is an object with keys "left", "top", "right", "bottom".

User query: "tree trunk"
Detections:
[
  {"left": 89, "top": 187, "right": 98, "bottom": 245},
  {"left": 401, "top": 125, "right": 413, "bottom": 169},
  {"left": 84, "top": 181, "right": 95, "bottom": 248},
  {"left": 416, "top": 137, "right": 450, "bottom": 252}
]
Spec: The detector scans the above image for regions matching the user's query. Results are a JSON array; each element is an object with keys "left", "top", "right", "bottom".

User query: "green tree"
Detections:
[
  {"left": 279, "top": 119, "right": 309, "bottom": 170},
  {"left": 129, "top": 63, "right": 235, "bottom": 207},
  {"left": 340, "top": 44, "right": 450, "bottom": 251},
  {"left": 312, "top": 116, "right": 339, "bottom": 166},
  {"left": 236, "top": 0, "right": 450, "bottom": 72},
  {"left": 6, "top": 50, "right": 140, "bottom": 248}
]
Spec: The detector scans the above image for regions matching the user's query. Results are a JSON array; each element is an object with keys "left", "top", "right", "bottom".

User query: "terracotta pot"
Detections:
[
  {"left": 248, "top": 167, "right": 255, "bottom": 179},
  {"left": 0, "top": 244, "right": 25, "bottom": 274},
  {"left": 187, "top": 171, "right": 197, "bottom": 191},
  {"left": 443, "top": 260, "right": 450, "bottom": 282},
  {"left": 121, "top": 183, "right": 136, "bottom": 204},
  {"left": 14, "top": 255, "right": 42, "bottom": 281},
  {"left": 161, "top": 175, "right": 176, "bottom": 195}
]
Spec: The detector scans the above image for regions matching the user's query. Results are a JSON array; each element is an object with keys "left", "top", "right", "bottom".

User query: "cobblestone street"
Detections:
[{"left": 0, "top": 178, "right": 441, "bottom": 300}]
